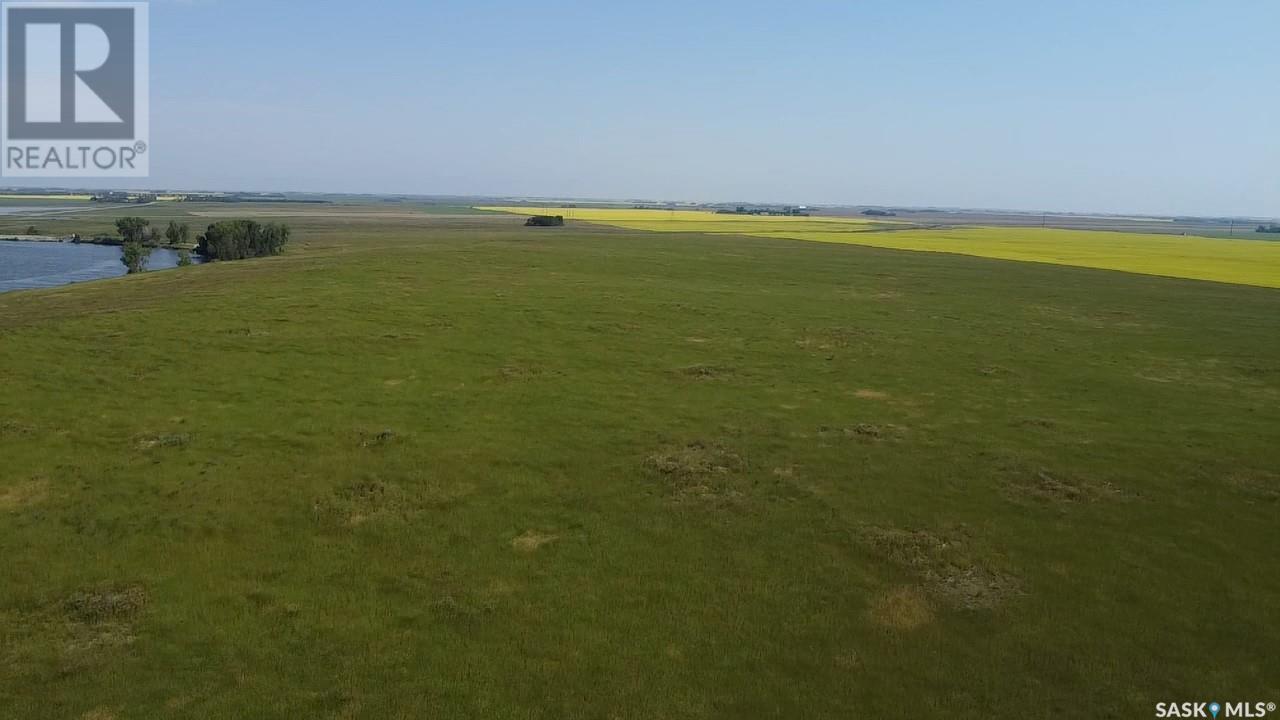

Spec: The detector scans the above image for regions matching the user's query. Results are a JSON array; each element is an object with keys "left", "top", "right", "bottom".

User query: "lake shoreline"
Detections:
[
  {"left": 0, "top": 235, "right": 195, "bottom": 251},
  {"left": 0, "top": 242, "right": 203, "bottom": 294}
]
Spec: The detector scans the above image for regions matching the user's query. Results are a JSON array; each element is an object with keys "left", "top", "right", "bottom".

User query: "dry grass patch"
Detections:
[
  {"left": 497, "top": 364, "right": 542, "bottom": 381},
  {"left": 1004, "top": 469, "right": 1127, "bottom": 506},
  {"left": 313, "top": 478, "right": 411, "bottom": 527},
  {"left": 869, "top": 586, "right": 934, "bottom": 630},
  {"left": 674, "top": 364, "right": 734, "bottom": 380},
  {"left": 646, "top": 441, "right": 746, "bottom": 478},
  {"left": 59, "top": 585, "right": 149, "bottom": 662},
  {"left": 134, "top": 433, "right": 190, "bottom": 451},
  {"left": 0, "top": 419, "right": 35, "bottom": 437},
  {"left": 1229, "top": 470, "right": 1279, "bottom": 502},
  {"left": 645, "top": 440, "right": 748, "bottom": 503},
  {"left": 512, "top": 531, "right": 559, "bottom": 553},
  {"left": 64, "top": 585, "right": 148, "bottom": 624},
  {"left": 313, "top": 476, "right": 472, "bottom": 527},
  {"left": 859, "top": 526, "right": 1020, "bottom": 610},
  {"left": 833, "top": 650, "right": 862, "bottom": 671},
  {"left": 795, "top": 326, "right": 870, "bottom": 351},
  {"left": 0, "top": 477, "right": 49, "bottom": 511},
  {"left": 854, "top": 389, "right": 890, "bottom": 400},
  {"left": 817, "top": 423, "right": 908, "bottom": 444},
  {"left": 358, "top": 428, "right": 398, "bottom": 448},
  {"left": 1, "top": 584, "right": 150, "bottom": 677}
]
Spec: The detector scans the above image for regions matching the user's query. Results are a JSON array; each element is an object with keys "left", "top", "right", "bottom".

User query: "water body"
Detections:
[{"left": 0, "top": 242, "right": 200, "bottom": 293}]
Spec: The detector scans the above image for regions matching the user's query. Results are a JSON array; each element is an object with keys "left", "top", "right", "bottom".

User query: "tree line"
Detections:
[{"left": 114, "top": 217, "right": 291, "bottom": 274}]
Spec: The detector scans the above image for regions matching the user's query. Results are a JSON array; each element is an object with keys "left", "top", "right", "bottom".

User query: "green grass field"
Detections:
[{"left": 2, "top": 208, "right": 1278, "bottom": 718}]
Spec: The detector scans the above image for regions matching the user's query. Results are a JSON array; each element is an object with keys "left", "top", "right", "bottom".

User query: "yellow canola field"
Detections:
[
  {"left": 480, "top": 207, "right": 1280, "bottom": 289},
  {"left": 0, "top": 194, "right": 93, "bottom": 201}
]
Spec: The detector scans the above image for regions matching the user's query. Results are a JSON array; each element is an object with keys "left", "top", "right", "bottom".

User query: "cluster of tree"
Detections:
[
  {"left": 196, "top": 220, "right": 291, "bottom": 261},
  {"left": 115, "top": 218, "right": 196, "bottom": 273},
  {"left": 112, "top": 216, "right": 288, "bottom": 274},
  {"left": 862, "top": 209, "right": 898, "bottom": 217},
  {"left": 116, "top": 217, "right": 154, "bottom": 245},
  {"left": 1256, "top": 224, "right": 1280, "bottom": 234}
]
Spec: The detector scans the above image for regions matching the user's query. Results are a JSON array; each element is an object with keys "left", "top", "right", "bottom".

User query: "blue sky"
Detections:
[{"left": 27, "top": 0, "right": 1280, "bottom": 215}]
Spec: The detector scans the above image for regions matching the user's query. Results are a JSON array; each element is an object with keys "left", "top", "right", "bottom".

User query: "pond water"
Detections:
[{"left": 0, "top": 241, "right": 199, "bottom": 293}]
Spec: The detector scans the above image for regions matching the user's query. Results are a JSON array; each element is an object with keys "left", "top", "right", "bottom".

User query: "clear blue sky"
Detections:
[{"left": 26, "top": 0, "right": 1280, "bottom": 216}]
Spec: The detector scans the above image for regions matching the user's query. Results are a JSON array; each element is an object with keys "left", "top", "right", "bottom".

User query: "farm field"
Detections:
[
  {"left": 1, "top": 207, "right": 1278, "bottom": 718},
  {"left": 482, "top": 207, "right": 1280, "bottom": 288},
  {"left": 0, "top": 194, "right": 95, "bottom": 203}
]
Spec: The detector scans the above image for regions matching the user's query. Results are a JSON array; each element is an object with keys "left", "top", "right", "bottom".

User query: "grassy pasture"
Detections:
[
  {"left": 483, "top": 206, "right": 1280, "bottom": 288},
  {"left": 1, "top": 209, "right": 1278, "bottom": 718}
]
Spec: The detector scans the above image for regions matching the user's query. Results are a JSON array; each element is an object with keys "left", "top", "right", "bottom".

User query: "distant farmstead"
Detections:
[{"left": 716, "top": 205, "right": 811, "bottom": 217}]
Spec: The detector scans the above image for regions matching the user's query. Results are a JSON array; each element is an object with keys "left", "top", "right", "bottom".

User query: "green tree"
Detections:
[
  {"left": 24, "top": 225, "right": 38, "bottom": 235},
  {"left": 115, "top": 217, "right": 150, "bottom": 245},
  {"left": 165, "top": 221, "right": 192, "bottom": 247},
  {"left": 177, "top": 248, "right": 193, "bottom": 267},
  {"left": 121, "top": 242, "right": 152, "bottom": 274},
  {"left": 197, "top": 220, "right": 291, "bottom": 261}
]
